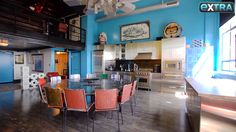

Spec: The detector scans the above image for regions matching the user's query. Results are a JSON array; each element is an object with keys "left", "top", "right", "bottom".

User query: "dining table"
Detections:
[{"left": 45, "top": 78, "right": 132, "bottom": 94}]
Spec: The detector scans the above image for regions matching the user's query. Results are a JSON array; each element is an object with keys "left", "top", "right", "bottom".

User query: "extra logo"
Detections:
[{"left": 200, "top": 2, "right": 234, "bottom": 13}]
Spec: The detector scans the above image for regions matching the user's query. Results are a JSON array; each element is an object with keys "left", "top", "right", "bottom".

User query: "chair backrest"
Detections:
[
  {"left": 70, "top": 74, "right": 80, "bottom": 80},
  {"left": 100, "top": 73, "right": 108, "bottom": 79},
  {"left": 131, "top": 80, "right": 137, "bottom": 96},
  {"left": 95, "top": 89, "right": 118, "bottom": 111},
  {"left": 64, "top": 89, "right": 87, "bottom": 112},
  {"left": 120, "top": 83, "right": 132, "bottom": 103},
  {"left": 45, "top": 87, "right": 64, "bottom": 108},
  {"left": 46, "top": 72, "right": 60, "bottom": 77},
  {"left": 51, "top": 76, "right": 61, "bottom": 82},
  {"left": 38, "top": 78, "right": 47, "bottom": 103},
  {"left": 38, "top": 78, "right": 46, "bottom": 88},
  {"left": 86, "top": 73, "right": 97, "bottom": 79},
  {"left": 111, "top": 74, "right": 120, "bottom": 81}
]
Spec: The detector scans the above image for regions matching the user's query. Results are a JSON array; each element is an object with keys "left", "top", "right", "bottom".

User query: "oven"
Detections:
[
  {"left": 162, "top": 60, "right": 182, "bottom": 73},
  {"left": 135, "top": 69, "right": 152, "bottom": 90}
]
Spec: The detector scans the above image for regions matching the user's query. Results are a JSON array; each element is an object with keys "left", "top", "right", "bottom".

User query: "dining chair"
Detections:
[
  {"left": 64, "top": 89, "right": 94, "bottom": 132},
  {"left": 118, "top": 83, "right": 133, "bottom": 124},
  {"left": 45, "top": 87, "right": 66, "bottom": 131},
  {"left": 93, "top": 89, "right": 120, "bottom": 132},
  {"left": 86, "top": 73, "right": 97, "bottom": 79},
  {"left": 38, "top": 78, "right": 47, "bottom": 104},
  {"left": 69, "top": 74, "right": 80, "bottom": 80},
  {"left": 51, "top": 76, "right": 62, "bottom": 82},
  {"left": 99, "top": 73, "right": 108, "bottom": 79},
  {"left": 130, "top": 80, "right": 138, "bottom": 115}
]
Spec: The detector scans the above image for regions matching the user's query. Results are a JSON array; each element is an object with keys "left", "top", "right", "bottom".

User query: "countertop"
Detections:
[
  {"left": 105, "top": 70, "right": 135, "bottom": 73},
  {"left": 185, "top": 78, "right": 236, "bottom": 98}
]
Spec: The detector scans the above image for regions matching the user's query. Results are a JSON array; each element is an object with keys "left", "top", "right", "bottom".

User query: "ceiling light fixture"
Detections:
[{"left": 0, "top": 39, "right": 9, "bottom": 47}]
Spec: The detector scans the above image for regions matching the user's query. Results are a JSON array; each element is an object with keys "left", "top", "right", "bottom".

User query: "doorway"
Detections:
[{"left": 55, "top": 51, "right": 68, "bottom": 77}]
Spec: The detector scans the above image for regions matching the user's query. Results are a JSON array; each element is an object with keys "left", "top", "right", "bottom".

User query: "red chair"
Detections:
[
  {"left": 64, "top": 89, "right": 93, "bottom": 131},
  {"left": 118, "top": 83, "right": 133, "bottom": 124},
  {"left": 130, "top": 80, "right": 138, "bottom": 115},
  {"left": 38, "top": 78, "right": 47, "bottom": 104},
  {"left": 46, "top": 72, "right": 67, "bottom": 81},
  {"left": 93, "top": 89, "right": 120, "bottom": 132}
]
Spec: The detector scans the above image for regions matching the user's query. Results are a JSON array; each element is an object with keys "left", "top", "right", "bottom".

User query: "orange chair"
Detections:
[
  {"left": 45, "top": 87, "right": 66, "bottom": 131},
  {"left": 93, "top": 89, "right": 120, "bottom": 132},
  {"left": 130, "top": 80, "right": 138, "bottom": 115},
  {"left": 64, "top": 89, "right": 94, "bottom": 131},
  {"left": 118, "top": 83, "right": 133, "bottom": 124}
]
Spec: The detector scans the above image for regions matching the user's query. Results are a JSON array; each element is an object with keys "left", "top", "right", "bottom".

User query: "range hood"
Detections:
[{"left": 135, "top": 52, "right": 152, "bottom": 60}]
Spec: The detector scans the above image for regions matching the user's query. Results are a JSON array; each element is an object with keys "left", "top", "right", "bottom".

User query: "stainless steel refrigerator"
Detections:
[{"left": 92, "top": 50, "right": 104, "bottom": 73}]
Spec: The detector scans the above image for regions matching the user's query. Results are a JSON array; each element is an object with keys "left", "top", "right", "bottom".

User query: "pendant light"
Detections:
[{"left": 0, "top": 39, "right": 8, "bottom": 47}]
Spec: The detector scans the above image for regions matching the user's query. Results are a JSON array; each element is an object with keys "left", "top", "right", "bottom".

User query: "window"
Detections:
[{"left": 221, "top": 26, "right": 236, "bottom": 72}]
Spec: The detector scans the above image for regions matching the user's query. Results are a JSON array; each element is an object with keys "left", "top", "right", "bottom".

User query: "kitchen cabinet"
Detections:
[
  {"left": 125, "top": 43, "right": 137, "bottom": 60},
  {"left": 161, "top": 37, "right": 186, "bottom": 60},
  {"left": 125, "top": 41, "right": 161, "bottom": 60}
]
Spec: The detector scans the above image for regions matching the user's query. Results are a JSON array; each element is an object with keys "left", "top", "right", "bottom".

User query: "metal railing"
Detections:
[{"left": 0, "top": 0, "right": 86, "bottom": 47}]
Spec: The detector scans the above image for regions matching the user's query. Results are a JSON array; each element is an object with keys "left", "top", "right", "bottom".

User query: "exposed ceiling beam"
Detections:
[{"left": 96, "top": 0, "right": 179, "bottom": 22}]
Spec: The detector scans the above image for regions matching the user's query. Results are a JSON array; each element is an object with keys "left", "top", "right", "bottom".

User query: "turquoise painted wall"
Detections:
[
  {"left": 95, "top": 0, "right": 219, "bottom": 70},
  {"left": 0, "top": 51, "right": 13, "bottom": 83},
  {"left": 81, "top": 15, "right": 98, "bottom": 77}
]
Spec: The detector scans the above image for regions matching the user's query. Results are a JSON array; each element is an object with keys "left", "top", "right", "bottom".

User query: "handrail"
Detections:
[{"left": 0, "top": 0, "right": 86, "bottom": 47}]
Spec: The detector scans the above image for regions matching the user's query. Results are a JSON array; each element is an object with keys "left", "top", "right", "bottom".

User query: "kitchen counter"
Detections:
[
  {"left": 185, "top": 78, "right": 236, "bottom": 97},
  {"left": 105, "top": 70, "right": 134, "bottom": 73},
  {"left": 185, "top": 78, "right": 236, "bottom": 132}
]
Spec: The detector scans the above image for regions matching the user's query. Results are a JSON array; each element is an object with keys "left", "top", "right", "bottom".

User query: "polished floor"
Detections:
[{"left": 0, "top": 84, "right": 191, "bottom": 132}]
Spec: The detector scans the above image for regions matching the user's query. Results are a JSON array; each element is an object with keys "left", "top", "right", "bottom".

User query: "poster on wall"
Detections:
[
  {"left": 32, "top": 54, "right": 43, "bottom": 72},
  {"left": 120, "top": 21, "right": 150, "bottom": 41},
  {"left": 15, "top": 54, "right": 24, "bottom": 64}
]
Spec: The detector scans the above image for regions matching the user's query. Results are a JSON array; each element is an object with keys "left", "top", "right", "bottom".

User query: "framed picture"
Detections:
[
  {"left": 32, "top": 54, "right": 44, "bottom": 72},
  {"left": 120, "top": 21, "right": 150, "bottom": 41},
  {"left": 15, "top": 54, "right": 24, "bottom": 64}
]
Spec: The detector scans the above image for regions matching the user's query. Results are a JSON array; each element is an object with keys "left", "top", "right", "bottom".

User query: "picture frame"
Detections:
[
  {"left": 120, "top": 21, "right": 150, "bottom": 41},
  {"left": 32, "top": 54, "right": 44, "bottom": 72},
  {"left": 15, "top": 54, "right": 24, "bottom": 64}
]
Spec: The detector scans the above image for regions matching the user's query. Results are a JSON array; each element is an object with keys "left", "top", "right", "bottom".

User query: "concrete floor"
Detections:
[{"left": 0, "top": 83, "right": 191, "bottom": 132}]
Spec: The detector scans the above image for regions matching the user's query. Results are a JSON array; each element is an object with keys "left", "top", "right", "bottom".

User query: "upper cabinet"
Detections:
[
  {"left": 161, "top": 37, "right": 186, "bottom": 60},
  {"left": 126, "top": 41, "right": 161, "bottom": 60}
]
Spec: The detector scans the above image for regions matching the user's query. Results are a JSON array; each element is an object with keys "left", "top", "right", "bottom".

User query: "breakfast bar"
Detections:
[{"left": 185, "top": 78, "right": 236, "bottom": 132}]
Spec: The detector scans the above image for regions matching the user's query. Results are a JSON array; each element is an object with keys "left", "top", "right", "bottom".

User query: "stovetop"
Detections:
[{"left": 135, "top": 69, "right": 153, "bottom": 76}]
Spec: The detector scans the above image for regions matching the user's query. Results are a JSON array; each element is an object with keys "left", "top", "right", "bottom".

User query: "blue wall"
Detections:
[
  {"left": 80, "top": 15, "right": 98, "bottom": 77},
  {"left": 0, "top": 51, "right": 13, "bottom": 83},
  {"left": 95, "top": 0, "right": 219, "bottom": 70}
]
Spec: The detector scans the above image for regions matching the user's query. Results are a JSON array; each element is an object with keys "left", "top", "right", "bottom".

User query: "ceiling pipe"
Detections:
[{"left": 96, "top": 0, "right": 179, "bottom": 22}]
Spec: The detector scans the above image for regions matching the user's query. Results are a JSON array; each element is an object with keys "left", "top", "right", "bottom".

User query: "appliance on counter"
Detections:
[
  {"left": 153, "top": 64, "right": 161, "bottom": 73},
  {"left": 135, "top": 68, "right": 152, "bottom": 90},
  {"left": 115, "top": 60, "right": 134, "bottom": 72},
  {"left": 134, "top": 63, "right": 139, "bottom": 71}
]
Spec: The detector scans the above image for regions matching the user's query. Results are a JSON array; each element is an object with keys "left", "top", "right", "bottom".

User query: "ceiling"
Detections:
[
  {"left": 95, "top": 0, "right": 175, "bottom": 19},
  {"left": 0, "top": 33, "right": 51, "bottom": 51}
]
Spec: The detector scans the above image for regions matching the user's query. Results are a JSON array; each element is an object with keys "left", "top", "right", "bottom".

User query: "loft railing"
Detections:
[{"left": 0, "top": 0, "right": 86, "bottom": 48}]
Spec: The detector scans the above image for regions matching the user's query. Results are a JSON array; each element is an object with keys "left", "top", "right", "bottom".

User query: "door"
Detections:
[
  {"left": 71, "top": 52, "right": 81, "bottom": 74},
  {"left": 0, "top": 51, "right": 13, "bottom": 83},
  {"left": 55, "top": 52, "right": 68, "bottom": 76}
]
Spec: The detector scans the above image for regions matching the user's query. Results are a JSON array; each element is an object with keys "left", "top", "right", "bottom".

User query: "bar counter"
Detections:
[{"left": 185, "top": 78, "right": 236, "bottom": 132}]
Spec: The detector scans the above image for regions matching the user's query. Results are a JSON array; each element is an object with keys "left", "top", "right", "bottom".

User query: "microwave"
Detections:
[{"left": 162, "top": 60, "right": 182, "bottom": 73}]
